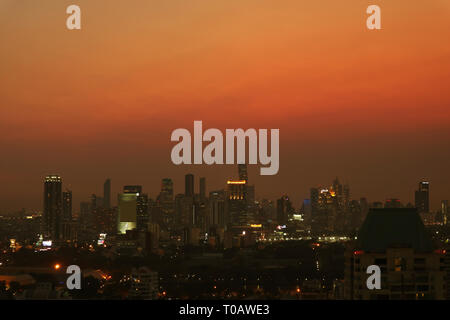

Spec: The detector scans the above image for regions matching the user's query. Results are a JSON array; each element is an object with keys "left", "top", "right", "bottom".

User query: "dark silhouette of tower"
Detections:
[
  {"left": 104, "top": 178, "right": 111, "bottom": 209},
  {"left": 238, "top": 164, "right": 248, "bottom": 181},
  {"left": 185, "top": 174, "right": 194, "bottom": 197},
  {"left": 43, "top": 175, "right": 63, "bottom": 240},
  {"left": 415, "top": 181, "right": 430, "bottom": 213},
  {"left": 62, "top": 190, "right": 72, "bottom": 221},
  {"left": 199, "top": 177, "right": 206, "bottom": 201}
]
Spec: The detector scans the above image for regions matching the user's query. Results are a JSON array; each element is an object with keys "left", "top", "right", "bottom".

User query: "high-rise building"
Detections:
[
  {"left": 62, "top": 190, "right": 73, "bottom": 241},
  {"left": 344, "top": 208, "right": 445, "bottom": 300},
  {"left": 103, "top": 179, "right": 111, "bottom": 209},
  {"left": 160, "top": 178, "right": 174, "bottom": 201},
  {"left": 62, "top": 190, "right": 72, "bottom": 221},
  {"left": 415, "top": 181, "right": 430, "bottom": 213},
  {"left": 158, "top": 178, "right": 175, "bottom": 228},
  {"left": 136, "top": 193, "right": 149, "bottom": 232},
  {"left": 185, "top": 174, "right": 194, "bottom": 197},
  {"left": 227, "top": 180, "right": 248, "bottom": 230},
  {"left": 209, "top": 190, "right": 226, "bottom": 228},
  {"left": 238, "top": 164, "right": 248, "bottom": 181},
  {"left": 117, "top": 186, "right": 144, "bottom": 234},
  {"left": 277, "top": 195, "right": 292, "bottom": 225},
  {"left": 199, "top": 177, "right": 206, "bottom": 201},
  {"left": 175, "top": 194, "right": 193, "bottom": 228},
  {"left": 43, "top": 175, "right": 63, "bottom": 241}
]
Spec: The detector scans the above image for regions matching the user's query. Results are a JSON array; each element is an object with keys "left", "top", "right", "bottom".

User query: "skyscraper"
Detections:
[
  {"left": 160, "top": 178, "right": 174, "bottom": 201},
  {"left": 62, "top": 190, "right": 72, "bottom": 221},
  {"left": 199, "top": 177, "right": 206, "bottom": 201},
  {"left": 117, "top": 185, "right": 149, "bottom": 233},
  {"left": 238, "top": 164, "right": 248, "bottom": 181},
  {"left": 209, "top": 190, "right": 226, "bottom": 228},
  {"left": 43, "top": 175, "right": 62, "bottom": 241},
  {"left": 185, "top": 174, "right": 194, "bottom": 197},
  {"left": 277, "top": 195, "right": 292, "bottom": 225},
  {"left": 227, "top": 180, "right": 248, "bottom": 229},
  {"left": 104, "top": 178, "right": 111, "bottom": 209},
  {"left": 117, "top": 186, "right": 142, "bottom": 234},
  {"left": 415, "top": 181, "right": 430, "bottom": 213},
  {"left": 136, "top": 193, "right": 149, "bottom": 232}
]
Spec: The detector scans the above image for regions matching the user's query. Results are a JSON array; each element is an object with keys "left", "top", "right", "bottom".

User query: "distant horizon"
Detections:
[{"left": 0, "top": 168, "right": 444, "bottom": 214}]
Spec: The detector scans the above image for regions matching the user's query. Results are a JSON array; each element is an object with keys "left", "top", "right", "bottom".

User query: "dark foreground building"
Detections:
[{"left": 344, "top": 208, "right": 446, "bottom": 300}]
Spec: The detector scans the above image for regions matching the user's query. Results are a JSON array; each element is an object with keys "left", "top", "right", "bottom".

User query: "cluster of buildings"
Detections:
[
  {"left": 37, "top": 169, "right": 450, "bottom": 253},
  {"left": 39, "top": 165, "right": 272, "bottom": 251}
]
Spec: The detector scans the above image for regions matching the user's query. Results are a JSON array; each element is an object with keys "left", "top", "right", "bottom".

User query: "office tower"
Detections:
[
  {"left": 79, "top": 201, "right": 91, "bottom": 232},
  {"left": 157, "top": 178, "right": 175, "bottom": 228},
  {"left": 90, "top": 194, "right": 103, "bottom": 210},
  {"left": 199, "top": 177, "right": 206, "bottom": 201},
  {"left": 43, "top": 175, "right": 63, "bottom": 241},
  {"left": 61, "top": 190, "right": 73, "bottom": 241},
  {"left": 194, "top": 200, "right": 208, "bottom": 232},
  {"left": 117, "top": 186, "right": 144, "bottom": 234},
  {"left": 227, "top": 180, "right": 248, "bottom": 230},
  {"left": 136, "top": 193, "right": 149, "bottom": 232},
  {"left": 185, "top": 174, "right": 194, "bottom": 197},
  {"left": 62, "top": 190, "right": 72, "bottom": 221},
  {"left": 301, "top": 199, "right": 312, "bottom": 224},
  {"left": 442, "top": 200, "right": 449, "bottom": 225},
  {"left": 344, "top": 208, "right": 445, "bottom": 300},
  {"left": 277, "top": 195, "right": 292, "bottom": 225},
  {"left": 209, "top": 190, "right": 226, "bottom": 228},
  {"left": 175, "top": 193, "right": 194, "bottom": 228},
  {"left": 160, "top": 178, "right": 174, "bottom": 201},
  {"left": 93, "top": 206, "right": 116, "bottom": 235},
  {"left": 310, "top": 185, "right": 339, "bottom": 234},
  {"left": 104, "top": 178, "right": 111, "bottom": 209},
  {"left": 238, "top": 164, "right": 248, "bottom": 181},
  {"left": 415, "top": 181, "right": 430, "bottom": 213},
  {"left": 310, "top": 188, "right": 320, "bottom": 233}
]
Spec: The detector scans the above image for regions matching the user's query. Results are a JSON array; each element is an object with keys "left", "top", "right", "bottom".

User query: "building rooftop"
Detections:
[{"left": 356, "top": 208, "right": 434, "bottom": 253}]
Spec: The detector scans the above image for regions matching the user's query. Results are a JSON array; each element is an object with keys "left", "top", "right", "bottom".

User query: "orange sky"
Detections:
[{"left": 0, "top": 0, "right": 450, "bottom": 211}]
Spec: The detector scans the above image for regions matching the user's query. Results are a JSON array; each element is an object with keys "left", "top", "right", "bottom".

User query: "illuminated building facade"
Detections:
[
  {"left": 227, "top": 180, "right": 249, "bottom": 229},
  {"left": 118, "top": 185, "right": 147, "bottom": 234}
]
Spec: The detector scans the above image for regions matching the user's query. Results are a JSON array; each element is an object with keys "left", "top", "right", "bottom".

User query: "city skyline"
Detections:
[{"left": 0, "top": 170, "right": 445, "bottom": 215}]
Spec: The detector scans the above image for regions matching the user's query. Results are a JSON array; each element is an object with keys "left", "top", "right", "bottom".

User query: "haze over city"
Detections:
[{"left": 1, "top": 0, "right": 450, "bottom": 211}]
